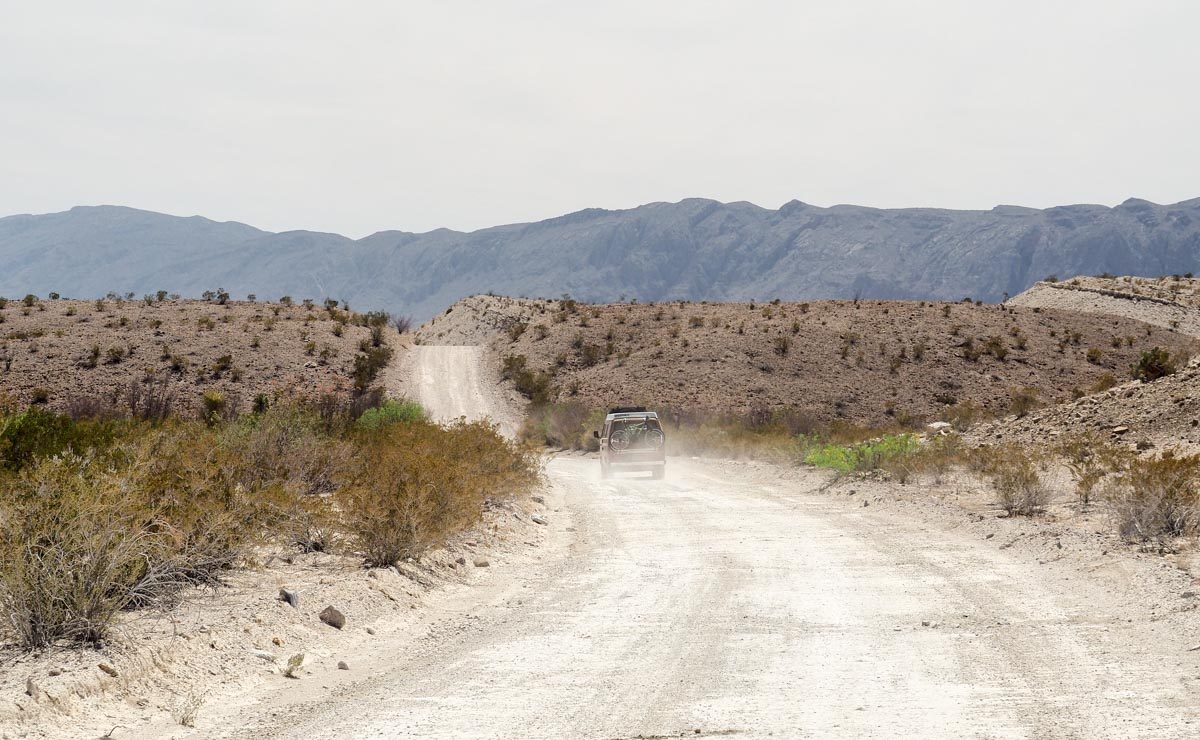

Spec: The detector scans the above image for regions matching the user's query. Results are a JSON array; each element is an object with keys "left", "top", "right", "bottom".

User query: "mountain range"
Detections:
[{"left": 2, "top": 197, "right": 1199, "bottom": 319}]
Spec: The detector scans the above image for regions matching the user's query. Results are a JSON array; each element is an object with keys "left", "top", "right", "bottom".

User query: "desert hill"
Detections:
[
  {"left": 419, "top": 294, "right": 1192, "bottom": 428},
  {"left": 1008, "top": 274, "right": 1200, "bottom": 336},
  {"left": 0, "top": 293, "right": 389, "bottom": 415},
  {"left": 4, "top": 197, "right": 1200, "bottom": 320},
  {"left": 968, "top": 275, "right": 1200, "bottom": 449}
]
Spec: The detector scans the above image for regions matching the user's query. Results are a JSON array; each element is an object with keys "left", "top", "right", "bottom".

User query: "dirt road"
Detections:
[{"left": 225, "top": 346, "right": 1199, "bottom": 739}]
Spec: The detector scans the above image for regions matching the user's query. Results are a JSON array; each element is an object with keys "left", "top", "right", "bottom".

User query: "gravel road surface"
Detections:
[{"left": 225, "top": 345, "right": 1200, "bottom": 739}]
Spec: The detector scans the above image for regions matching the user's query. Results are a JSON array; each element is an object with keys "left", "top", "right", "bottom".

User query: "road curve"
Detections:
[{"left": 233, "top": 345, "right": 1199, "bottom": 739}]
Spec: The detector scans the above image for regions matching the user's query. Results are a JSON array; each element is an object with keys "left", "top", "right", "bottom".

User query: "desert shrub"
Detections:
[
  {"left": 1086, "top": 347, "right": 1103, "bottom": 364},
  {"left": 391, "top": 315, "right": 413, "bottom": 333},
  {"left": 0, "top": 393, "right": 545, "bottom": 647},
  {"left": 352, "top": 345, "right": 394, "bottom": 393},
  {"left": 520, "top": 402, "right": 596, "bottom": 449},
  {"left": 983, "top": 336, "right": 1007, "bottom": 361},
  {"left": 201, "top": 390, "right": 227, "bottom": 424},
  {"left": 0, "top": 407, "right": 125, "bottom": 472},
  {"left": 1008, "top": 386, "right": 1041, "bottom": 418},
  {"left": 338, "top": 419, "right": 539, "bottom": 566},
  {"left": 357, "top": 399, "right": 425, "bottom": 430},
  {"left": 501, "top": 355, "right": 554, "bottom": 404},
  {"left": 1103, "top": 451, "right": 1200, "bottom": 542},
  {"left": 579, "top": 343, "right": 604, "bottom": 367},
  {"left": 0, "top": 426, "right": 301, "bottom": 648},
  {"left": 1132, "top": 347, "right": 1176, "bottom": 382},
  {"left": 895, "top": 433, "right": 964, "bottom": 483},
  {"left": 1090, "top": 373, "right": 1118, "bottom": 394},
  {"left": 974, "top": 445, "right": 1049, "bottom": 516},
  {"left": 773, "top": 335, "right": 791, "bottom": 356},
  {"left": 1057, "top": 433, "right": 1125, "bottom": 507},
  {"left": 940, "top": 399, "right": 987, "bottom": 431},
  {"left": 804, "top": 434, "right": 919, "bottom": 476},
  {"left": 506, "top": 321, "right": 528, "bottom": 342},
  {"left": 0, "top": 454, "right": 167, "bottom": 647}
]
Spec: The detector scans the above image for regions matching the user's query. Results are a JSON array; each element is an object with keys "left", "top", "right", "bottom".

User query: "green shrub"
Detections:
[
  {"left": 352, "top": 345, "right": 394, "bottom": 392},
  {"left": 357, "top": 399, "right": 425, "bottom": 430},
  {"left": 1132, "top": 347, "right": 1177, "bottom": 382},
  {"left": 0, "top": 407, "right": 125, "bottom": 472},
  {"left": 201, "top": 390, "right": 227, "bottom": 424},
  {"left": 804, "top": 434, "right": 919, "bottom": 475}
]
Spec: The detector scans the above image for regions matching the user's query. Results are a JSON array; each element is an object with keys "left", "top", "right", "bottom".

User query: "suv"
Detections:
[{"left": 594, "top": 407, "right": 666, "bottom": 479}]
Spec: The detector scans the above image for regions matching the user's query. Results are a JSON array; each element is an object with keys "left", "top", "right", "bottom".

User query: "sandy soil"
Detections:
[{"left": 192, "top": 340, "right": 1200, "bottom": 739}]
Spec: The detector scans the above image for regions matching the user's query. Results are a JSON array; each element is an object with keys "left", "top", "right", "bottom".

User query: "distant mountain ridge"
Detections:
[{"left": 3, "top": 198, "right": 1199, "bottom": 319}]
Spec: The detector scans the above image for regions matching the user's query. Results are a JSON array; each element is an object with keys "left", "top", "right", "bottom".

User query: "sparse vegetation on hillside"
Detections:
[
  {"left": 428, "top": 295, "right": 1190, "bottom": 429},
  {"left": 0, "top": 295, "right": 400, "bottom": 417}
]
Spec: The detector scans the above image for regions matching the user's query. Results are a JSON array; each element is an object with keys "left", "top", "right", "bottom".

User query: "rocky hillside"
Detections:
[
  {"left": 1009, "top": 274, "right": 1200, "bottom": 336},
  {"left": 972, "top": 275, "right": 1200, "bottom": 450},
  {"left": 0, "top": 294, "right": 393, "bottom": 416},
  {"left": 970, "top": 356, "right": 1200, "bottom": 452},
  {"left": 4, "top": 197, "right": 1200, "bottom": 320},
  {"left": 419, "top": 295, "right": 1193, "bottom": 428}
]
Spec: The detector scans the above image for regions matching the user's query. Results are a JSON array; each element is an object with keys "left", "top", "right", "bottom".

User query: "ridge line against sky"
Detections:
[
  {"left": 2, "top": 1, "right": 1197, "bottom": 238},
  {"left": 6, "top": 194, "right": 1200, "bottom": 241}
]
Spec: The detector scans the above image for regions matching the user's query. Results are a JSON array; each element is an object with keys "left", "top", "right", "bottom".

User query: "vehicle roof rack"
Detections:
[{"left": 608, "top": 406, "right": 647, "bottom": 414}]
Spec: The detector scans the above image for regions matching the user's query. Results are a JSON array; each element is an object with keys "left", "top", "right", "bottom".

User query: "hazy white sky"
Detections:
[{"left": 2, "top": 1, "right": 1197, "bottom": 236}]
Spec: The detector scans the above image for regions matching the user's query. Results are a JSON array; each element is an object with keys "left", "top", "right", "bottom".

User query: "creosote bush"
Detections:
[
  {"left": 338, "top": 419, "right": 540, "bottom": 567},
  {"left": 973, "top": 444, "right": 1050, "bottom": 516},
  {"left": 0, "top": 396, "right": 537, "bottom": 649},
  {"left": 1103, "top": 451, "right": 1200, "bottom": 543}
]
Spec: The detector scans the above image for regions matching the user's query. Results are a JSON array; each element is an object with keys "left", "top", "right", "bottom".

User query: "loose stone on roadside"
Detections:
[
  {"left": 320, "top": 605, "right": 347, "bottom": 629},
  {"left": 279, "top": 588, "right": 300, "bottom": 608}
]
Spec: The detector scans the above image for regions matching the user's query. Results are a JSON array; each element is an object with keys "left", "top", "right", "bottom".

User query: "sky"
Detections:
[{"left": 1, "top": 1, "right": 1197, "bottom": 237}]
